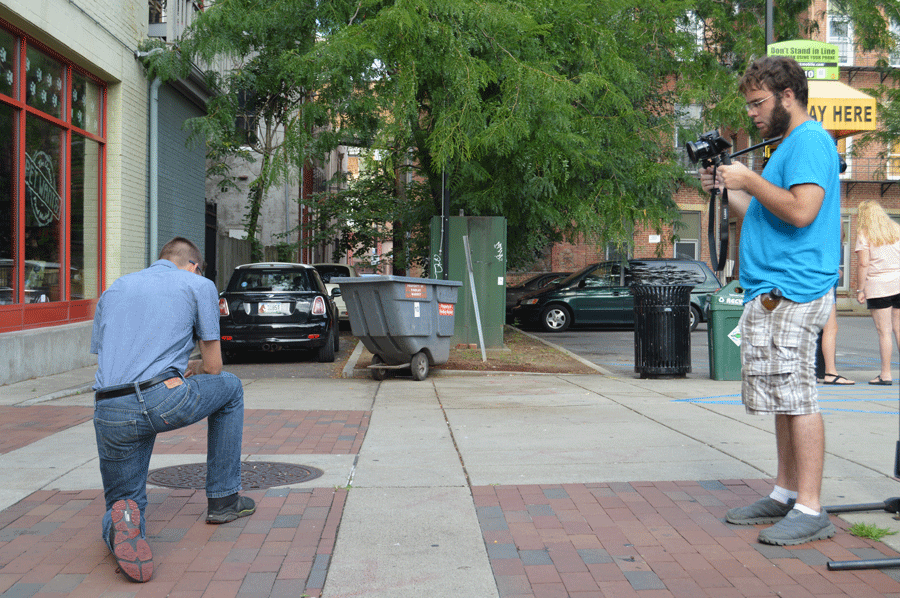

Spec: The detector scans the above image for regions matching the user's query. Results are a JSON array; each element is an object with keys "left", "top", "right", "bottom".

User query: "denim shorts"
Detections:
[{"left": 740, "top": 293, "right": 832, "bottom": 415}]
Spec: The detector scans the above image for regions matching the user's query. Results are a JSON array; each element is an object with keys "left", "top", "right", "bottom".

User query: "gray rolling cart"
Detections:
[{"left": 335, "top": 275, "right": 461, "bottom": 380}]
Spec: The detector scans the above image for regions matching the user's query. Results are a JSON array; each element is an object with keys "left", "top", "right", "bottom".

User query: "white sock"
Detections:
[
  {"left": 769, "top": 486, "right": 797, "bottom": 504},
  {"left": 794, "top": 503, "right": 820, "bottom": 517}
]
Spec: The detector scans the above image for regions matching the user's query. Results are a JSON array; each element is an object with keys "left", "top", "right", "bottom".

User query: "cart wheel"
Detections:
[
  {"left": 371, "top": 354, "right": 387, "bottom": 381},
  {"left": 410, "top": 351, "right": 429, "bottom": 381}
]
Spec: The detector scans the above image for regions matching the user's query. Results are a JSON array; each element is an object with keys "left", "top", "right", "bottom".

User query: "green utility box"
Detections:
[
  {"left": 429, "top": 216, "right": 506, "bottom": 348},
  {"left": 707, "top": 280, "right": 745, "bottom": 381}
]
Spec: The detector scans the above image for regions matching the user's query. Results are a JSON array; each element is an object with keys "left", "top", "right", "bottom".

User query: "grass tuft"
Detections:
[{"left": 849, "top": 522, "right": 898, "bottom": 542}]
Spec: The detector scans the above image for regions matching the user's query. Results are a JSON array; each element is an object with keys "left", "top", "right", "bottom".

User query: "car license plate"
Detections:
[{"left": 258, "top": 302, "right": 289, "bottom": 316}]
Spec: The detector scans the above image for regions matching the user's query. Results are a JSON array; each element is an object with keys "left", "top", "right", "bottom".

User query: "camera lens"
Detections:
[{"left": 685, "top": 140, "right": 708, "bottom": 164}]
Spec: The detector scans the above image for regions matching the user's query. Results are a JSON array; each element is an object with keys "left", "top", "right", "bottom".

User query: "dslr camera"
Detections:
[{"left": 685, "top": 130, "right": 732, "bottom": 167}]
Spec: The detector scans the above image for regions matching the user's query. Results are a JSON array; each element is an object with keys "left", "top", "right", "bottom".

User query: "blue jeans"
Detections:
[{"left": 94, "top": 371, "right": 244, "bottom": 547}]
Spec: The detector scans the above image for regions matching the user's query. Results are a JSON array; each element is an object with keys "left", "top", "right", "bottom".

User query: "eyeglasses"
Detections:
[
  {"left": 744, "top": 93, "right": 775, "bottom": 113},
  {"left": 188, "top": 260, "right": 204, "bottom": 275}
]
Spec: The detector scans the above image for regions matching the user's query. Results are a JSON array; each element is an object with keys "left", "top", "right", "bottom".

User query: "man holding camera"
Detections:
[{"left": 700, "top": 56, "right": 841, "bottom": 546}]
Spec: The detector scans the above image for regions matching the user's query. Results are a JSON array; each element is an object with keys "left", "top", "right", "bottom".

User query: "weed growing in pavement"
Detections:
[{"left": 849, "top": 522, "right": 898, "bottom": 541}]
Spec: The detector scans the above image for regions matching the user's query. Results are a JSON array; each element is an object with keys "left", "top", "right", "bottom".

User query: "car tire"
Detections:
[
  {"left": 410, "top": 351, "right": 430, "bottom": 381},
  {"left": 371, "top": 354, "right": 387, "bottom": 381},
  {"left": 540, "top": 305, "right": 571, "bottom": 332},
  {"left": 689, "top": 305, "right": 700, "bottom": 332},
  {"left": 333, "top": 327, "right": 340, "bottom": 352},
  {"left": 317, "top": 329, "right": 336, "bottom": 363}
]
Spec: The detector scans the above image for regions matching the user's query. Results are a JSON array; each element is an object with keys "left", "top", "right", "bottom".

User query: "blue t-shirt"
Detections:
[
  {"left": 739, "top": 120, "right": 841, "bottom": 304},
  {"left": 90, "top": 259, "right": 220, "bottom": 388}
]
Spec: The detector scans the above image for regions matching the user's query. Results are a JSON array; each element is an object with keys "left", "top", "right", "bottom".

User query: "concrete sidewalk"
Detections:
[{"left": 3, "top": 356, "right": 900, "bottom": 596}]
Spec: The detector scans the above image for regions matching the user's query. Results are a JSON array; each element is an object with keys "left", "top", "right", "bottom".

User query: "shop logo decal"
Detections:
[{"left": 25, "top": 151, "right": 60, "bottom": 226}]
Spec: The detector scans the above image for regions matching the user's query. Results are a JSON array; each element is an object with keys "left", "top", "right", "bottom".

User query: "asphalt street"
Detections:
[{"left": 530, "top": 314, "right": 885, "bottom": 381}]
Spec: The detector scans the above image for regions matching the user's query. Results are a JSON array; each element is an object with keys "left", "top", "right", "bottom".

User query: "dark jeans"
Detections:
[{"left": 93, "top": 371, "right": 244, "bottom": 548}]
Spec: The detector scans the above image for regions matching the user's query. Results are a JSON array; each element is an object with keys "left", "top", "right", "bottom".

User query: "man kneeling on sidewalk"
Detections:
[{"left": 90, "top": 237, "right": 256, "bottom": 582}]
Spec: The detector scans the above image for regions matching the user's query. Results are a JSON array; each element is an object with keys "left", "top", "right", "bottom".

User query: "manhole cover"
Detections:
[{"left": 148, "top": 462, "right": 324, "bottom": 490}]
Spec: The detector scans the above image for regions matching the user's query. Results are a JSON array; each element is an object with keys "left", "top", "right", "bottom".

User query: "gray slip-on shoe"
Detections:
[
  {"left": 726, "top": 497, "right": 795, "bottom": 525},
  {"left": 757, "top": 508, "right": 836, "bottom": 546}
]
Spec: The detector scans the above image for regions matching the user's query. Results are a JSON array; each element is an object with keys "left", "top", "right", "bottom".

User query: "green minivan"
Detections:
[{"left": 511, "top": 259, "right": 722, "bottom": 332}]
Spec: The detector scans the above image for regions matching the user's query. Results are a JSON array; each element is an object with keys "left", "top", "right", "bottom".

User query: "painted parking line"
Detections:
[{"left": 674, "top": 385, "right": 899, "bottom": 415}]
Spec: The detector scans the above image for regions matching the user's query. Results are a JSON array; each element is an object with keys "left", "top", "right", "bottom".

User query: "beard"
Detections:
[{"left": 761, "top": 100, "right": 791, "bottom": 139}]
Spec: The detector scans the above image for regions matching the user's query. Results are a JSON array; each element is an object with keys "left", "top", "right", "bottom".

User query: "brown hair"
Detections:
[
  {"left": 739, "top": 56, "right": 808, "bottom": 107},
  {"left": 158, "top": 237, "right": 202, "bottom": 267}
]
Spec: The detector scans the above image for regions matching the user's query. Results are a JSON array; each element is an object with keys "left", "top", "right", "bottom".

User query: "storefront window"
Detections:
[
  {"left": 71, "top": 135, "right": 99, "bottom": 300},
  {"left": 0, "top": 29, "right": 16, "bottom": 99},
  {"left": 25, "top": 46, "right": 64, "bottom": 121},
  {"left": 0, "top": 102, "right": 14, "bottom": 305},
  {"left": 0, "top": 20, "right": 105, "bottom": 329},
  {"left": 24, "top": 114, "right": 63, "bottom": 303},
  {"left": 72, "top": 71, "right": 100, "bottom": 135}
]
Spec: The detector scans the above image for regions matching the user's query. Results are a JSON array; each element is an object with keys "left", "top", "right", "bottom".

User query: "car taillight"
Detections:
[
  {"left": 219, "top": 298, "right": 230, "bottom": 316},
  {"left": 312, "top": 296, "right": 326, "bottom": 315}
]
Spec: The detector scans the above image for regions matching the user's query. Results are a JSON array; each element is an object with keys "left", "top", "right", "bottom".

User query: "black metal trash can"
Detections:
[{"left": 632, "top": 285, "right": 693, "bottom": 378}]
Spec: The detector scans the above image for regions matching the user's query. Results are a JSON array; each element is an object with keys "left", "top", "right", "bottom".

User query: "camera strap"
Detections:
[{"left": 707, "top": 155, "right": 731, "bottom": 273}]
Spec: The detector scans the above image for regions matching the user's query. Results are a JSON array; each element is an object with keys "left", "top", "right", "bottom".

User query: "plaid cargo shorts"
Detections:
[{"left": 739, "top": 292, "right": 832, "bottom": 415}]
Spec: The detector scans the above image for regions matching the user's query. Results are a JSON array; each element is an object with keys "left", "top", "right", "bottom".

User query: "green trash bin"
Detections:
[{"left": 707, "top": 281, "right": 745, "bottom": 381}]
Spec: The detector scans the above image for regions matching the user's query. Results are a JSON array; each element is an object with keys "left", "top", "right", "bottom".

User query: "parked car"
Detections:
[
  {"left": 511, "top": 259, "right": 722, "bottom": 332},
  {"left": 218, "top": 262, "right": 340, "bottom": 362},
  {"left": 312, "top": 263, "right": 359, "bottom": 321},
  {"left": 506, "top": 272, "right": 570, "bottom": 323}
]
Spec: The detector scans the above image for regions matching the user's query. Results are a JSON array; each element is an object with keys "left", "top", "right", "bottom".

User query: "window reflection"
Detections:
[
  {"left": 24, "top": 114, "right": 63, "bottom": 302},
  {"left": 0, "top": 102, "right": 14, "bottom": 305},
  {"left": 25, "top": 46, "right": 64, "bottom": 121},
  {"left": 71, "top": 134, "right": 99, "bottom": 300},
  {"left": 72, "top": 71, "right": 100, "bottom": 135},
  {"left": 0, "top": 29, "right": 16, "bottom": 99}
]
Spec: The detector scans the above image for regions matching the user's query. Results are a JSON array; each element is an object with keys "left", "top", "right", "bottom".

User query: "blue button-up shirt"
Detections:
[{"left": 90, "top": 259, "right": 220, "bottom": 388}]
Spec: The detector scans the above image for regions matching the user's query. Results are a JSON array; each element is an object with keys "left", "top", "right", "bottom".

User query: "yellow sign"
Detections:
[{"left": 807, "top": 80, "right": 877, "bottom": 139}]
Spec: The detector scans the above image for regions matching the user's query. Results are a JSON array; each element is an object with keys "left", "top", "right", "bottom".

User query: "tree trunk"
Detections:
[{"left": 245, "top": 153, "right": 271, "bottom": 262}]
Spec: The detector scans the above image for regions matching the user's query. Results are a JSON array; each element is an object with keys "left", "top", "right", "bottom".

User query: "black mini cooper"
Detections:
[{"left": 219, "top": 262, "right": 340, "bottom": 362}]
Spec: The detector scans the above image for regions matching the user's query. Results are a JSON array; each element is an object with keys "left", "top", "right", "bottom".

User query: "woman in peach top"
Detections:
[{"left": 855, "top": 200, "right": 900, "bottom": 385}]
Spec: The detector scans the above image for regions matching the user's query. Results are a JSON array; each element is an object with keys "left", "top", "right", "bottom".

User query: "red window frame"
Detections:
[{"left": 0, "top": 18, "right": 106, "bottom": 333}]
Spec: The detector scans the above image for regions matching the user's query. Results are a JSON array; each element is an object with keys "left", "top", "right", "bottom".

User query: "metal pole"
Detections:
[
  {"left": 766, "top": 0, "right": 774, "bottom": 47},
  {"left": 463, "top": 235, "right": 488, "bottom": 362},
  {"left": 442, "top": 170, "right": 449, "bottom": 280}
]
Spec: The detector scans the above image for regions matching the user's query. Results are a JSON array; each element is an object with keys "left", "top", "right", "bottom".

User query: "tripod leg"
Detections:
[
  {"left": 829, "top": 558, "right": 900, "bottom": 571},
  {"left": 826, "top": 501, "right": 899, "bottom": 514}
]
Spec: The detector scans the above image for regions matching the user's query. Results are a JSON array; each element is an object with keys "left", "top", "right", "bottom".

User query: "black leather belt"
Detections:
[{"left": 95, "top": 370, "right": 180, "bottom": 401}]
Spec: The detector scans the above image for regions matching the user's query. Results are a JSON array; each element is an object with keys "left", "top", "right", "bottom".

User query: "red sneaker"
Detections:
[{"left": 109, "top": 499, "right": 153, "bottom": 582}]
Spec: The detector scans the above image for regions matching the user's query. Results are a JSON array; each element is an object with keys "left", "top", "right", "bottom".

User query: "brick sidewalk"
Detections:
[
  {"left": 475, "top": 480, "right": 900, "bottom": 598},
  {"left": 3, "top": 407, "right": 900, "bottom": 597}
]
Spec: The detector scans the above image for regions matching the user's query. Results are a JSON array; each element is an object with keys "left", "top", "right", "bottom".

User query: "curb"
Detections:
[
  {"left": 20, "top": 382, "right": 94, "bottom": 405},
  {"left": 514, "top": 328, "right": 613, "bottom": 376}
]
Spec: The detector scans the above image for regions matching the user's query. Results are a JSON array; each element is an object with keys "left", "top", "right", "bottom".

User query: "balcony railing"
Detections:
[{"left": 683, "top": 150, "right": 900, "bottom": 190}]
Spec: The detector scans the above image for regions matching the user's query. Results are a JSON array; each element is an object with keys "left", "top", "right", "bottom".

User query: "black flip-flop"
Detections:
[
  {"left": 823, "top": 374, "right": 854, "bottom": 385},
  {"left": 869, "top": 376, "right": 893, "bottom": 386}
]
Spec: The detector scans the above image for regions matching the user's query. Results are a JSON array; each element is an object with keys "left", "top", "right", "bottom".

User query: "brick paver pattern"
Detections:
[
  {"left": 474, "top": 480, "right": 900, "bottom": 598},
  {"left": 4, "top": 405, "right": 900, "bottom": 597}
]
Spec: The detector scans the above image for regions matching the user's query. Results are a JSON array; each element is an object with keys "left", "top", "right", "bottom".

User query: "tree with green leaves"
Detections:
[
  {"left": 141, "top": 0, "right": 900, "bottom": 269},
  {"left": 139, "top": 0, "right": 351, "bottom": 261}
]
